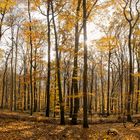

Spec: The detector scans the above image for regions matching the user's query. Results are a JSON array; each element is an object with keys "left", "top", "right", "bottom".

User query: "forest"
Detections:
[{"left": 0, "top": 0, "right": 140, "bottom": 139}]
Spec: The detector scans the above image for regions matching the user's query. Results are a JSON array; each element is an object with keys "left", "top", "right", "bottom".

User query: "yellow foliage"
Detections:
[
  {"left": 30, "top": 0, "right": 41, "bottom": 11},
  {"left": 71, "top": 0, "right": 77, "bottom": 7},
  {"left": 135, "top": 90, "right": 140, "bottom": 93},
  {"left": 96, "top": 36, "right": 118, "bottom": 51},
  {"left": 0, "top": 0, "right": 16, "bottom": 13},
  {"left": 72, "top": 76, "right": 81, "bottom": 80},
  {"left": 58, "top": 46, "right": 73, "bottom": 53},
  {"left": 58, "top": 11, "right": 75, "bottom": 32},
  {"left": 34, "top": 0, "right": 41, "bottom": 6},
  {"left": 88, "top": 93, "right": 95, "bottom": 96},
  {"left": 134, "top": 30, "right": 140, "bottom": 36},
  {"left": 64, "top": 94, "right": 83, "bottom": 99},
  {"left": 22, "top": 20, "right": 46, "bottom": 46},
  {"left": 132, "top": 73, "right": 140, "bottom": 77}
]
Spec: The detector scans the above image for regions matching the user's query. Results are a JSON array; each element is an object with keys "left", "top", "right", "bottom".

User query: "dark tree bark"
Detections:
[
  {"left": 70, "top": 84, "right": 73, "bottom": 118},
  {"left": 51, "top": 1, "right": 65, "bottom": 125},
  {"left": 23, "top": 55, "right": 27, "bottom": 110},
  {"left": 95, "top": 73, "right": 98, "bottom": 113},
  {"left": 5, "top": 75, "right": 8, "bottom": 109},
  {"left": 83, "top": 0, "right": 89, "bottom": 128},
  {"left": 28, "top": 0, "right": 33, "bottom": 115},
  {"left": 46, "top": 1, "right": 51, "bottom": 117},
  {"left": 10, "top": 26, "right": 14, "bottom": 111},
  {"left": 100, "top": 53, "right": 105, "bottom": 115},
  {"left": 136, "top": 43, "right": 140, "bottom": 113},
  {"left": 0, "top": 9, "right": 6, "bottom": 40},
  {"left": 14, "top": 26, "right": 20, "bottom": 111},
  {"left": 107, "top": 48, "right": 111, "bottom": 116},
  {"left": 33, "top": 48, "right": 37, "bottom": 112},
  {"left": 89, "top": 65, "right": 94, "bottom": 114},
  {"left": 71, "top": 0, "right": 81, "bottom": 125},
  {"left": 53, "top": 74, "right": 57, "bottom": 118},
  {"left": 123, "top": 0, "right": 140, "bottom": 121},
  {"left": 27, "top": 83, "right": 30, "bottom": 110},
  {"left": 1, "top": 50, "right": 11, "bottom": 108},
  {"left": 120, "top": 51, "right": 124, "bottom": 114}
]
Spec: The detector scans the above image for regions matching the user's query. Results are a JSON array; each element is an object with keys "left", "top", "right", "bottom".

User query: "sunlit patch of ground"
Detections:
[
  {"left": 0, "top": 118, "right": 140, "bottom": 140},
  {"left": 0, "top": 121, "right": 32, "bottom": 132}
]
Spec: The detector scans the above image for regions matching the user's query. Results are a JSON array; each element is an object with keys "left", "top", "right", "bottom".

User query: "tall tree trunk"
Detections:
[
  {"left": 1, "top": 50, "right": 11, "bottom": 108},
  {"left": 10, "top": 27, "right": 14, "bottom": 111},
  {"left": 23, "top": 56, "right": 27, "bottom": 110},
  {"left": 27, "top": 83, "right": 30, "bottom": 110},
  {"left": 28, "top": 0, "right": 33, "bottom": 115},
  {"left": 107, "top": 49, "right": 111, "bottom": 116},
  {"left": 136, "top": 55, "right": 140, "bottom": 113},
  {"left": 0, "top": 12, "right": 5, "bottom": 40},
  {"left": 131, "top": 42, "right": 135, "bottom": 115},
  {"left": 125, "top": 65, "right": 129, "bottom": 113},
  {"left": 66, "top": 69, "right": 70, "bottom": 109},
  {"left": 100, "top": 53, "right": 105, "bottom": 115},
  {"left": 120, "top": 53, "right": 124, "bottom": 114},
  {"left": 46, "top": 1, "right": 51, "bottom": 117},
  {"left": 123, "top": 0, "right": 140, "bottom": 121},
  {"left": 71, "top": 0, "right": 81, "bottom": 125},
  {"left": 51, "top": 1, "right": 65, "bottom": 125},
  {"left": 70, "top": 83, "right": 73, "bottom": 118},
  {"left": 38, "top": 63, "right": 42, "bottom": 112},
  {"left": 89, "top": 65, "right": 94, "bottom": 114},
  {"left": 18, "top": 68, "right": 22, "bottom": 110},
  {"left": 53, "top": 74, "right": 57, "bottom": 118},
  {"left": 127, "top": 25, "right": 133, "bottom": 121},
  {"left": 33, "top": 48, "right": 37, "bottom": 112},
  {"left": 14, "top": 26, "right": 19, "bottom": 111},
  {"left": 5, "top": 75, "right": 8, "bottom": 109},
  {"left": 83, "top": 0, "right": 89, "bottom": 128},
  {"left": 95, "top": 73, "right": 98, "bottom": 113}
]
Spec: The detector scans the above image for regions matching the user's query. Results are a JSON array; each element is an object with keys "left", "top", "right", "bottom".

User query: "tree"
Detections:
[
  {"left": 71, "top": 0, "right": 81, "bottom": 125},
  {"left": 135, "top": 28, "right": 140, "bottom": 114},
  {"left": 1, "top": 49, "right": 11, "bottom": 108},
  {"left": 46, "top": 0, "right": 51, "bottom": 117},
  {"left": 51, "top": 0, "right": 65, "bottom": 125},
  {"left": 27, "top": 0, "right": 33, "bottom": 115},
  {"left": 0, "top": 0, "right": 16, "bottom": 39},
  {"left": 123, "top": 0, "right": 140, "bottom": 121},
  {"left": 83, "top": 0, "right": 89, "bottom": 128}
]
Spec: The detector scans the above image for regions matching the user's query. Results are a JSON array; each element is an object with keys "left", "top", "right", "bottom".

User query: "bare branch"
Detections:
[
  {"left": 132, "top": 0, "right": 140, "bottom": 28},
  {"left": 78, "top": 0, "right": 98, "bottom": 34}
]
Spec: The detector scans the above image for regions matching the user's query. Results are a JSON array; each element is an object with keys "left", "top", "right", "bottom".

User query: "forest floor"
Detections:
[{"left": 0, "top": 110, "right": 140, "bottom": 140}]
